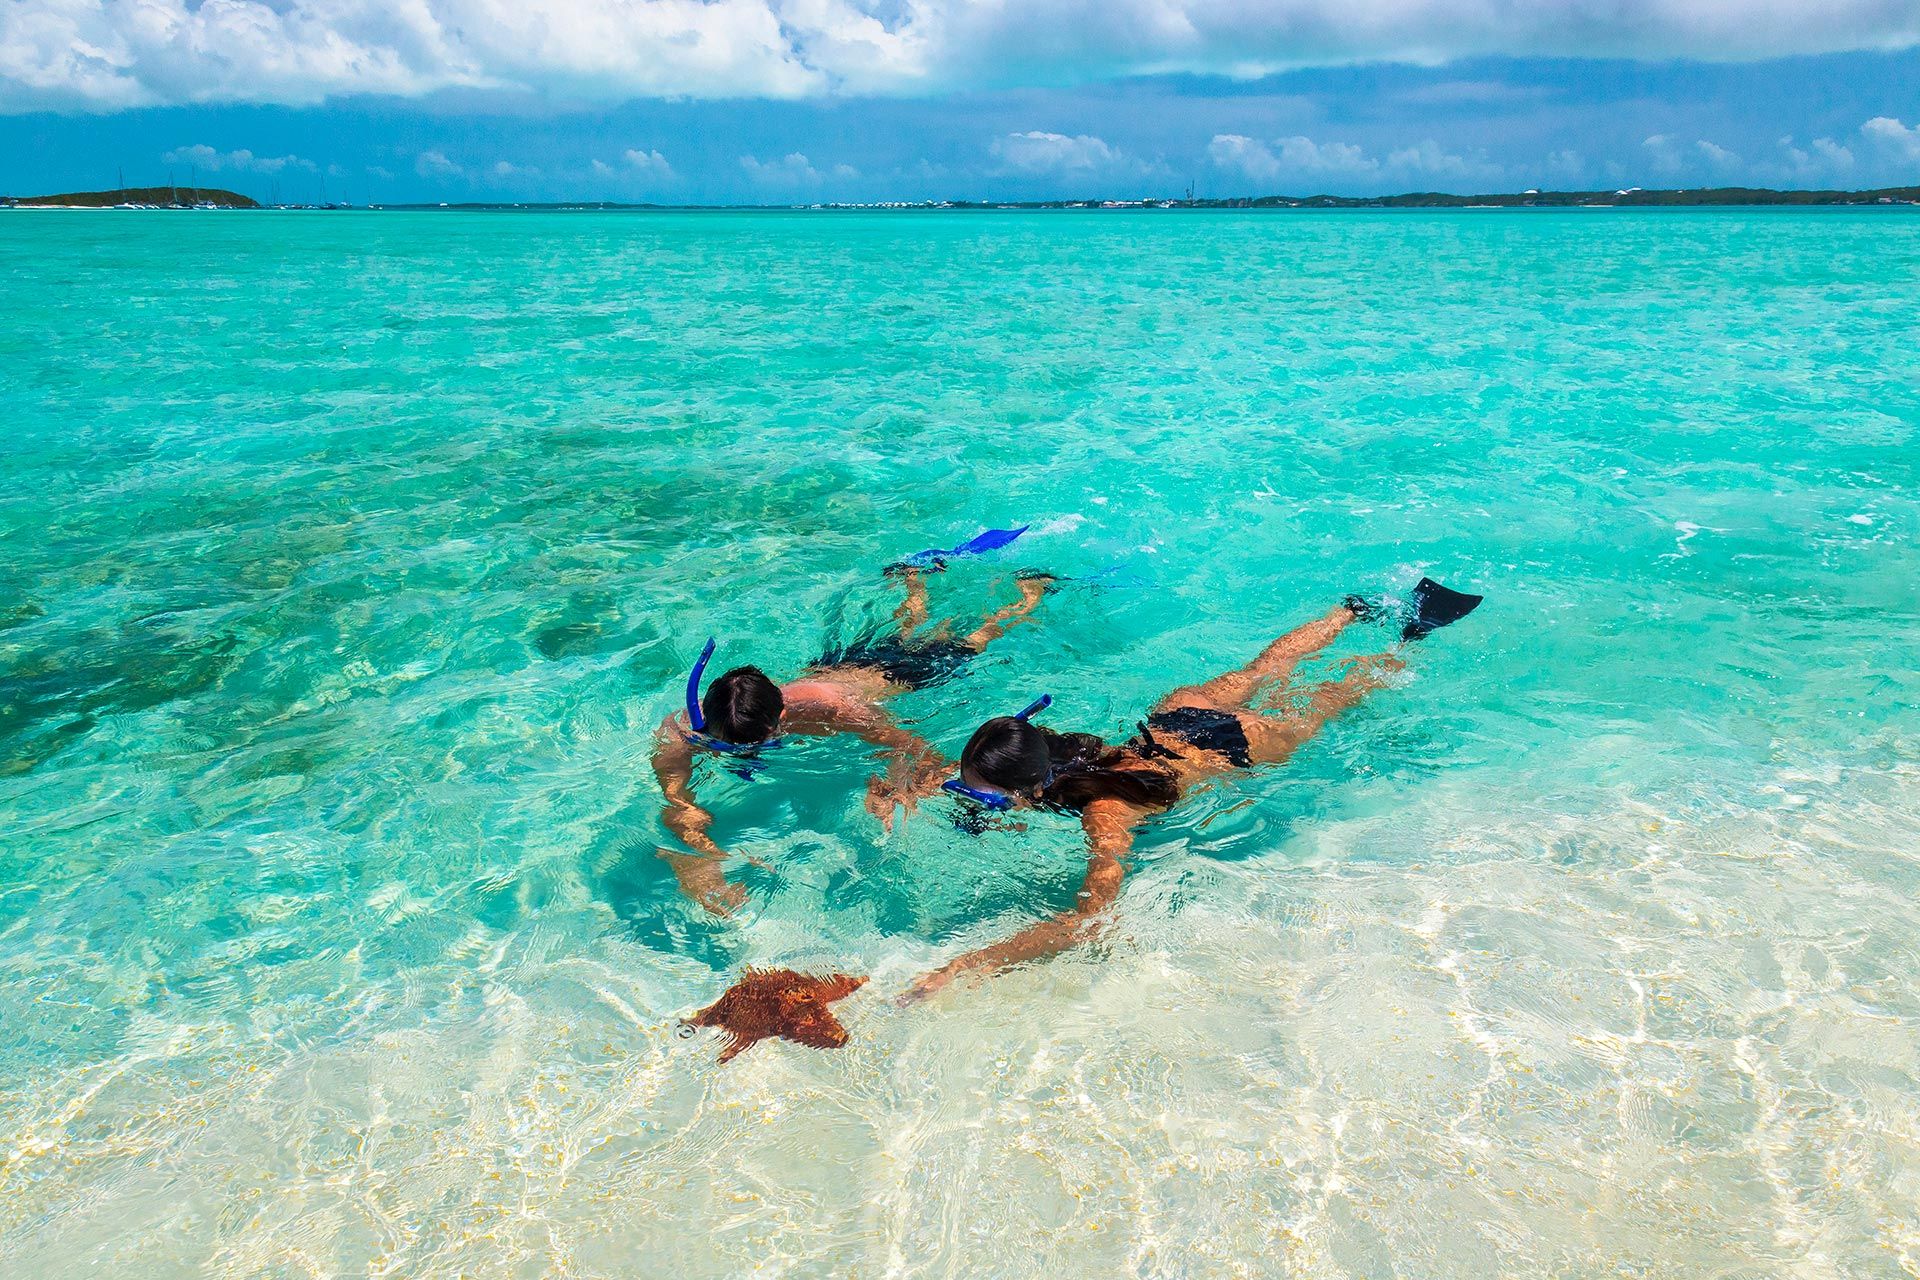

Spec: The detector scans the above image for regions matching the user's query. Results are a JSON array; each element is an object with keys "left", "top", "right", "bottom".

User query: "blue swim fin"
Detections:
[
  {"left": 894, "top": 525, "right": 1029, "bottom": 570},
  {"left": 949, "top": 526, "right": 1028, "bottom": 556},
  {"left": 1402, "top": 577, "right": 1483, "bottom": 641}
]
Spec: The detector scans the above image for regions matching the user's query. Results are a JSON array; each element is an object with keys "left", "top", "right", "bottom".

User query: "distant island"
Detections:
[
  {"left": 4, "top": 186, "right": 259, "bottom": 209},
  {"left": 5, "top": 184, "right": 1916, "bottom": 212}
]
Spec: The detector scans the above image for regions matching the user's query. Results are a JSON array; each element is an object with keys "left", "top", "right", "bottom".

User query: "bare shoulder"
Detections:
[{"left": 782, "top": 672, "right": 888, "bottom": 725}]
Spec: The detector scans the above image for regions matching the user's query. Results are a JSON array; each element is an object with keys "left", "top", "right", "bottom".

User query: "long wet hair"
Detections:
[{"left": 959, "top": 717, "right": 1180, "bottom": 812}]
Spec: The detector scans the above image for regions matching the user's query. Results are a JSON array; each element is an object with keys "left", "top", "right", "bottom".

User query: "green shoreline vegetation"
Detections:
[
  {"left": 4, "top": 184, "right": 1916, "bottom": 212},
  {"left": 4, "top": 186, "right": 260, "bottom": 209}
]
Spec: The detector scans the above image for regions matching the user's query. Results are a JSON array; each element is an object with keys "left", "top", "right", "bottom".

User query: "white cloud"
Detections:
[
  {"left": 1545, "top": 149, "right": 1585, "bottom": 182},
  {"left": 1776, "top": 135, "right": 1855, "bottom": 181},
  {"left": 1209, "top": 132, "right": 1489, "bottom": 188},
  {"left": 415, "top": 149, "right": 462, "bottom": 178},
  {"left": 1207, "top": 133, "right": 1375, "bottom": 181},
  {"left": 1813, "top": 138, "right": 1856, "bottom": 167},
  {"left": 1640, "top": 132, "right": 1869, "bottom": 186},
  {"left": 161, "top": 144, "right": 313, "bottom": 174},
  {"left": 1694, "top": 139, "right": 1742, "bottom": 169},
  {"left": 4, "top": 1, "right": 1917, "bottom": 112},
  {"left": 1862, "top": 116, "right": 1920, "bottom": 161},
  {"left": 738, "top": 151, "right": 853, "bottom": 186},
  {"left": 623, "top": 148, "right": 672, "bottom": 174},
  {"left": 1642, "top": 134, "right": 1683, "bottom": 174},
  {"left": 993, "top": 131, "right": 1119, "bottom": 174},
  {"left": 1387, "top": 139, "right": 1477, "bottom": 179}
]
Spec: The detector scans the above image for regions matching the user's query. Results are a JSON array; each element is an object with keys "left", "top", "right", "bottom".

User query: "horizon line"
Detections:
[{"left": 8, "top": 183, "right": 1920, "bottom": 212}]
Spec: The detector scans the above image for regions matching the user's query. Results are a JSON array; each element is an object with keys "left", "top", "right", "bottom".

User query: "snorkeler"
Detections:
[
  {"left": 903, "top": 578, "right": 1483, "bottom": 1002},
  {"left": 652, "top": 534, "right": 1054, "bottom": 915}
]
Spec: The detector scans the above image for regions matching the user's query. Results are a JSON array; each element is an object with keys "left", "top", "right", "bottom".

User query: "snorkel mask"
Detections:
[
  {"left": 683, "top": 637, "right": 788, "bottom": 757},
  {"left": 942, "top": 694, "right": 1053, "bottom": 811}
]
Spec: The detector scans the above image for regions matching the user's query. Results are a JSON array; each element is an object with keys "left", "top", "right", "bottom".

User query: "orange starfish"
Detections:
[{"left": 686, "top": 968, "right": 867, "bottom": 1064}]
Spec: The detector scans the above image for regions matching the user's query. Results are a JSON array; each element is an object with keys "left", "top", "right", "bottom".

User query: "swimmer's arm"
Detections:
[
  {"left": 904, "top": 799, "right": 1138, "bottom": 1001},
  {"left": 814, "top": 699, "right": 946, "bottom": 770},
  {"left": 651, "top": 723, "right": 744, "bottom": 915},
  {"left": 809, "top": 700, "right": 952, "bottom": 828}
]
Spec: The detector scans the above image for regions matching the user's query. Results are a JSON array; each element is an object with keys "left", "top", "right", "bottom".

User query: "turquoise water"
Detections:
[{"left": 2, "top": 209, "right": 1918, "bottom": 1277}]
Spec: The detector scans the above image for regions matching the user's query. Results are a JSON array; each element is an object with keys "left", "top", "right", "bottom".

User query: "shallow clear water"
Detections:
[{"left": 2, "top": 208, "right": 1918, "bottom": 1277}]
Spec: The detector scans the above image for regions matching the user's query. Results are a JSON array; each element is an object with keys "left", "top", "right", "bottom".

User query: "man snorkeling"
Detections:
[
  {"left": 903, "top": 578, "right": 1483, "bottom": 1002},
  {"left": 652, "top": 530, "right": 1053, "bottom": 915}
]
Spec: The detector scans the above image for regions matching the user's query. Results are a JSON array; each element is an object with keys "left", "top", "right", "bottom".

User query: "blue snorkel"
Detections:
[
  {"left": 941, "top": 694, "right": 1052, "bottom": 811},
  {"left": 683, "top": 637, "right": 787, "bottom": 757}
]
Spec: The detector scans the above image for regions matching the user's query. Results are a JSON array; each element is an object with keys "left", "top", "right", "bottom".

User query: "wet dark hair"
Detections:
[
  {"left": 701, "top": 666, "right": 783, "bottom": 744},
  {"left": 959, "top": 717, "right": 1180, "bottom": 812}
]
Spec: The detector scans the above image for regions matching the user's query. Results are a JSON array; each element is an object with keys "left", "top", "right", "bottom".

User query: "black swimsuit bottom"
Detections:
[
  {"left": 816, "top": 635, "right": 977, "bottom": 691},
  {"left": 1141, "top": 706, "right": 1254, "bottom": 768}
]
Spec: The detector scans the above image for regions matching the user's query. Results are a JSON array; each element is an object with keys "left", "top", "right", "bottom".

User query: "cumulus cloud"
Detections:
[
  {"left": 1640, "top": 132, "right": 1868, "bottom": 185},
  {"left": 1208, "top": 132, "right": 1490, "bottom": 188},
  {"left": 738, "top": 151, "right": 855, "bottom": 185},
  {"left": 415, "top": 149, "right": 462, "bottom": 178},
  {"left": 1694, "top": 139, "right": 1742, "bottom": 169},
  {"left": 3, "top": 1, "right": 1918, "bottom": 112},
  {"left": 161, "top": 144, "right": 313, "bottom": 174},
  {"left": 1386, "top": 139, "right": 1478, "bottom": 179},
  {"left": 1642, "top": 134, "right": 1684, "bottom": 174},
  {"left": 1208, "top": 134, "right": 1373, "bottom": 181},
  {"left": 1545, "top": 149, "right": 1586, "bottom": 182},
  {"left": 593, "top": 148, "right": 674, "bottom": 181},
  {"left": 1776, "top": 135, "right": 1855, "bottom": 181},
  {"left": 1862, "top": 116, "right": 1920, "bottom": 161},
  {"left": 992, "top": 131, "right": 1120, "bottom": 174}
]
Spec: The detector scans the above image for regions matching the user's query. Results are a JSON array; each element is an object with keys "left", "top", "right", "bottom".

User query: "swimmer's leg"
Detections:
[
  {"left": 962, "top": 573, "right": 1053, "bottom": 652},
  {"left": 1238, "top": 652, "right": 1402, "bottom": 766},
  {"left": 891, "top": 566, "right": 932, "bottom": 641},
  {"left": 1153, "top": 603, "right": 1358, "bottom": 713}
]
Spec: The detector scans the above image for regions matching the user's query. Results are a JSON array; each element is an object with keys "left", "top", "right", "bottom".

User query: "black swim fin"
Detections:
[{"left": 1402, "top": 578, "right": 1483, "bottom": 641}]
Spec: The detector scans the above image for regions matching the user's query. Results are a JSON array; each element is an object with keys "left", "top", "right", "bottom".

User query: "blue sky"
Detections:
[{"left": 2, "top": 2, "right": 1917, "bottom": 203}]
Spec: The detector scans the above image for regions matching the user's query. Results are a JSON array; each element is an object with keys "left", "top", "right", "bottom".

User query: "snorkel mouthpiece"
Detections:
[{"left": 944, "top": 692, "right": 1053, "bottom": 815}]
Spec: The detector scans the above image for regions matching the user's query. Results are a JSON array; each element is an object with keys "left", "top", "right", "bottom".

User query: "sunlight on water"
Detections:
[{"left": 1, "top": 209, "right": 1917, "bottom": 1277}]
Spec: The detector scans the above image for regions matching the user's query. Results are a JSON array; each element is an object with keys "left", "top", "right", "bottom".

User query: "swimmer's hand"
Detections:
[
  {"left": 864, "top": 765, "right": 947, "bottom": 831},
  {"left": 897, "top": 965, "right": 959, "bottom": 1005},
  {"left": 698, "top": 880, "right": 749, "bottom": 917},
  {"left": 659, "top": 844, "right": 749, "bottom": 918}
]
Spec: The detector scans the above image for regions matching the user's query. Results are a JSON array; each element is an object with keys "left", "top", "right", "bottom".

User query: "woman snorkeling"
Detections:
[
  {"left": 903, "top": 578, "right": 1482, "bottom": 1002},
  {"left": 652, "top": 537, "right": 1053, "bottom": 916}
]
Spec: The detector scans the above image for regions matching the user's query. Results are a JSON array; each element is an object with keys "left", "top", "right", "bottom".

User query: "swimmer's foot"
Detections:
[
  {"left": 1014, "top": 570, "right": 1061, "bottom": 602},
  {"left": 1342, "top": 593, "right": 1386, "bottom": 622},
  {"left": 1342, "top": 581, "right": 1483, "bottom": 639}
]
